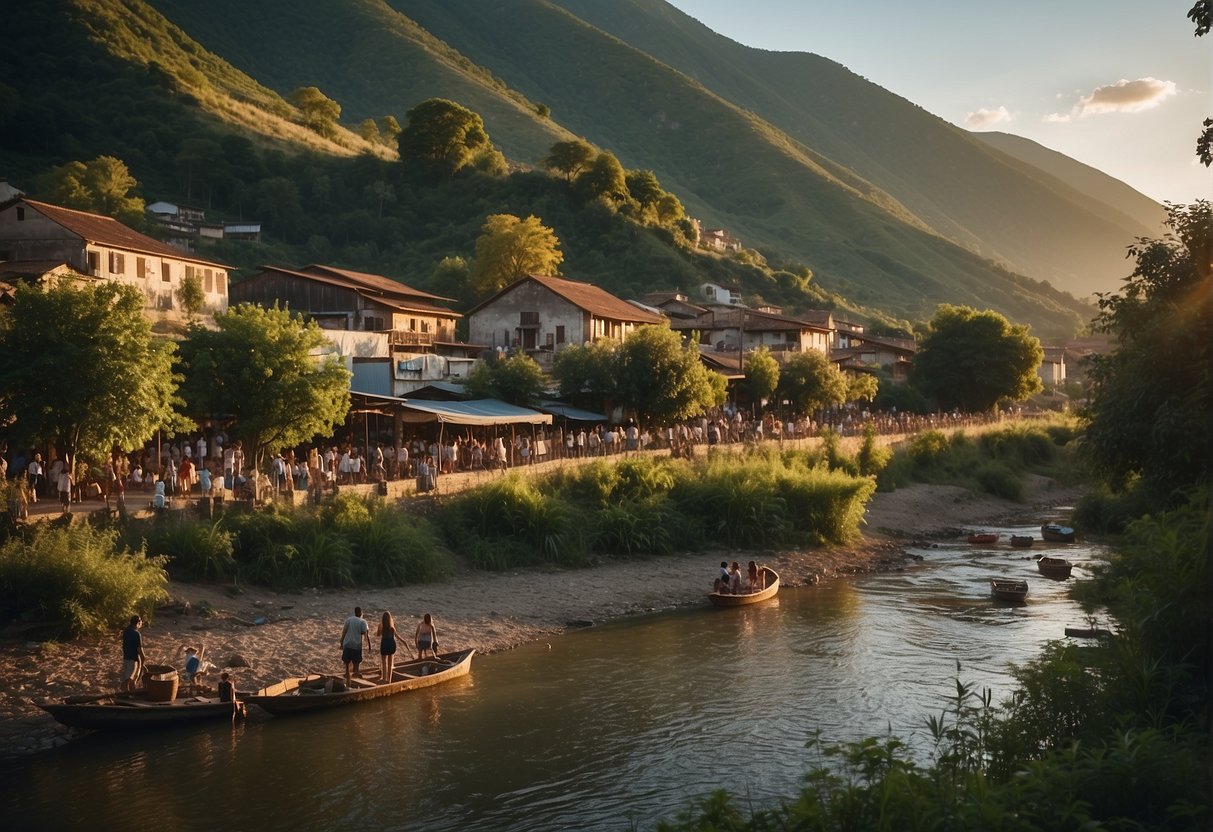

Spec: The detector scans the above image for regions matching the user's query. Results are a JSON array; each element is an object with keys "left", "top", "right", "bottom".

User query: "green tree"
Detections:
[
  {"left": 463, "top": 353, "right": 547, "bottom": 407},
  {"left": 0, "top": 282, "right": 187, "bottom": 465},
  {"left": 847, "top": 372, "right": 879, "bottom": 404},
  {"left": 578, "top": 151, "right": 630, "bottom": 202},
  {"left": 289, "top": 86, "right": 341, "bottom": 137},
  {"left": 541, "top": 139, "right": 595, "bottom": 182},
  {"left": 398, "top": 98, "right": 491, "bottom": 179},
  {"left": 431, "top": 255, "right": 475, "bottom": 314},
  {"left": 614, "top": 324, "right": 726, "bottom": 423},
  {"left": 175, "top": 274, "right": 205, "bottom": 320},
  {"left": 912, "top": 305, "right": 1043, "bottom": 411},
  {"left": 363, "top": 180, "right": 396, "bottom": 218},
  {"left": 625, "top": 170, "right": 664, "bottom": 209},
  {"left": 552, "top": 339, "right": 619, "bottom": 407},
  {"left": 471, "top": 214, "right": 563, "bottom": 296},
  {"left": 472, "top": 146, "right": 509, "bottom": 176},
  {"left": 176, "top": 304, "right": 351, "bottom": 469},
  {"left": 377, "top": 115, "right": 402, "bottom": 147},
  {"left": 1082, "top": 201, "right": 1212, "bottom": 495},
  {"left": 743, "top": 346, "right": 780, "bottom": 408},
  {"left": 777, "top": 350, "right": 848, "bottom": 415},
  {"left": 40, "top": 156, "right": 144, "bottom": 224},
  {"left": 358, "top": 118, "right": 381, "bottom": 144}
]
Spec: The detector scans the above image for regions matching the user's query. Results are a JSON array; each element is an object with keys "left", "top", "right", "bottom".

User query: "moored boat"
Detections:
[
  {"left": 708, "top": 566, "right": 779, "bottom": 607},
  {"left": 1009, "top": 535, "right": 1034, "bottom": 548},
  {"left": 38, "top": 690, "right": 243, "bottom": 730},
  {"left": 967, "top": 533, "right": 999, "bottom": 544},
  {"left": 1040, "top": 523, "right": 1075, "bottom": 543},
  {"left": 246, "top": 648, "right": 475, "bottom": 716},
  {"left": 1037, "top": 555, "right": 1074, "bottom": 579},
  {"left": 990, "top": 578, "right": 1029, "bottom": 603}
]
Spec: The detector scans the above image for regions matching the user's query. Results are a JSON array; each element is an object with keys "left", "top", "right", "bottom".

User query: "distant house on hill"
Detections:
[
  {"left": 641, "top": 290, "right": 709, "bottom": 321},
  {"left": 0, "top": 197, "right": 230, "bottom": 320},
  {"left": 467, "top": 274, "right": 664, "bottom": 369},
  {"left": 146, "top": 202, "right": 262, "bottom": 249},
  {"left": 1038, "top": 346, "right": 1067, "bottom": 387}
]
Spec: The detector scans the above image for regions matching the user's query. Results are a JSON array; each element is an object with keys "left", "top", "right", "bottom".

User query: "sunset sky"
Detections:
[{"left": 666, "top": 0, "right": 1210, "bottom": 205}]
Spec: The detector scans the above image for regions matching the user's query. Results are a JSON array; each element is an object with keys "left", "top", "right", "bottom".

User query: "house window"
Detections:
[
  {"left": 364, "top": 316, "right": 384, "bottom": 331},
  {"left": 136, "top": 257, "right": 147, "bottom": 279},
  {"left": 556, "top": 325, "right": 565, "bottom": 344},
  {"left": 217, "top": 274, "right": 227, "bottom": 295},
  {"left": 421, "top": 321, "right": 429, "bottom": 333},
  {"left": 204, "top": 271, "right": 213, "bottom": 292},
  {"left": 16, "top": 207, "right": 25, "bottom": 221},
  {"left": 162, "top": 261, "right": 171, "bottom": 282},
  {"left": 87, "top": 251, "right": 100, "bottom": 275},
  {"left": 108, "top": 252, "right": 125, "bottom": 275},
  {"left": 410, "top": 318, "right": 417, "bottom": 332},
  {"left": 520, "top": 310, "right": 539, "bottom": 326},
  {"left": 546, "top": 332, "right": 554, "bottom": 347}
]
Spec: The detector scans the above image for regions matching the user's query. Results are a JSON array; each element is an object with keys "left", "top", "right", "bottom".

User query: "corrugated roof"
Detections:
[
  {"left": 303, "top": 264, "right": 454, "bottom": 304},
  {"left": 21, "top": 199, "right": 228, "bottom": 268},
  {"left": 469, "top": 274, "right": 664, "bottom": 324},
  {"left": 250, "top": 265, "right": 459, "bottom": 316}
]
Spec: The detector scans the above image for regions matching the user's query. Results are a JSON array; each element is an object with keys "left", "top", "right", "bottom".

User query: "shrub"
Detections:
[
  {"left": 0, "top": 524, "right": 168, "bottom": 636},
  {"left": 856, "top": 422, "right": 892, "bottom": 477},
  {"left": 442, "top": 474, "right": 582, "bottom": 568},
  {"left": 974, "top": 461, "right": 1023, "bottom": 500},
  {"left": 140, "top": 517, "right": 235, "bottom": 581},
  {"left": 290, "top": 521, "right": 355, "bottom": 588},
  {"left": 349, "top": 512, "right": 453, "bottom": 585}
]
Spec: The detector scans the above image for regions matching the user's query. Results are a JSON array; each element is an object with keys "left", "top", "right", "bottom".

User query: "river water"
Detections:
[{"left": 0, "top": 524, "right": 1101, "bottom": 831}]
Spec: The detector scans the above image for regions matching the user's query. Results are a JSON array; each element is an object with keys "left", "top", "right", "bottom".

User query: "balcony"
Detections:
[{"left": 389, "top": 330, "right": 435, "bottom": 347}]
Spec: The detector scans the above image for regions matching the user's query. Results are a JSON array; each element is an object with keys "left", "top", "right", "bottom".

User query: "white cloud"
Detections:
[
  {"left": 1043, "top": 112, "right": 1072, "bottom": 124},
  {"left": 964, "top": 106, "right": 1012, "bottom": 130},
  {"left": 1044, "top": 77, "right": 1176, "bottom": 125}
]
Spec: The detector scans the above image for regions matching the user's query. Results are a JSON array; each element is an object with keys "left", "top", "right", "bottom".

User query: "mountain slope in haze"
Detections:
[
  {"left": 975, "top": 131, "right": 1168, "bottom": 235},
  {"left": 543, "top": 0, "right": 1160, "bottom": 297}
]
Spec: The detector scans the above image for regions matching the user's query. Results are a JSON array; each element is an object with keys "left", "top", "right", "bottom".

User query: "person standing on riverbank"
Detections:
[
  {"left": 119, "top": 615, "right": 146, "bottom": 693},
  {"left": 340, "top": 607, "right": 371, "bottom": 686},
  {"left": 376, "top": 611, "right": 402, "bottom": 682}
]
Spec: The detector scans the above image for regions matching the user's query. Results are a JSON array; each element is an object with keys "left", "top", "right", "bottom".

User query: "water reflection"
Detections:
[{"left": 1, "top": 536, "right": 1103, "bottom": 831}]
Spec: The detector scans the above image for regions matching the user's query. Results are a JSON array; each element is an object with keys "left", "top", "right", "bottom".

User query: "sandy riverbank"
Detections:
[{"left": 0, "top": 477, "right": 1082, "bottom": 758}]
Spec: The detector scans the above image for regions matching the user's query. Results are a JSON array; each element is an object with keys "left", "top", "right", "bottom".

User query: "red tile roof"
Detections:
[
  {"left": 470, "top": 274, "right": 664, "bottom": 324},
  {"left": 302, "top": 264, "right": 455, "bottom": 304},
  {"left": 21, "top": 199, "right": 228, "bottom": 268},
  {"left": 252, "top": 265, "right": 459, "bottom": 316}
]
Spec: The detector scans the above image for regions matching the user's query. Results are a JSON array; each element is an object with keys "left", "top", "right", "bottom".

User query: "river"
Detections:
[{"left": 0, "top": 524, "right": 1101, "bottom": 831}]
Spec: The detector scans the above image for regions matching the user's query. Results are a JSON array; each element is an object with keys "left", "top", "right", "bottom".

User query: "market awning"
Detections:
[
  {"left": 538, "top": 401, "right": 608, "bottom": 422},
  {"left": 399, "top": 398, "right": 552, "bottom": 426}
]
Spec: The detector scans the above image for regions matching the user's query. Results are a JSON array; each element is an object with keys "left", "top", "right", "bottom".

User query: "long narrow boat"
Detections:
[
  {"left": 38, "top": 691, "right": 242, "bottom": 730},
  {"left": 246, "top": 648, "right": 475, "bottom": 716},
  {"left": 708, "top": 566, "right": 780, "bottom": 607},
  {"left": 1040, "top": 523, "right": 1076, "bottom": 543},
  {"left": 990, "top": 578, "right": 1029, "bottom": 603},
  {"left": 967, "top": 532, "right": 999, "bottom": 544},
  {"left": 1037, "top": 555, "right": 1074, "bottom": 579}
]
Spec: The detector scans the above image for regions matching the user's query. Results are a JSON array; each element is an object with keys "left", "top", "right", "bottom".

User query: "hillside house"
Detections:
[
  {"left": 467, "top": 274, "right": 664, "bottom": 369},
  {"left": 641, "top": 290, "right": 709, "bottom": 321},
  {"left": 1038, "top": 346, "right": 1067, "bottom": 387},
  {"left": 230, "top": 263, "right": 477, "bottom": 395},
  {"left": 147, "top": 202, "right": 262, "bottom": 249},
  {"left": 0, "top": 197, "right": 229, "bottom": 320},
  {"left": 701, "top": 282, "right": 743, "bottom": 306},
  {"left": 669, "top": 306, "right": 834, "bottom": 356}
]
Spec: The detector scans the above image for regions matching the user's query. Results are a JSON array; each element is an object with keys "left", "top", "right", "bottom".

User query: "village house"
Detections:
[
  {"left": 831, "top": 332, "right": 917, "bottom": 383},
  {"left": 640, "top": 290, "right": 709, "bottom": 321},
  {"left": 229, "top": 263, "right": 477, "bottom": 395},
  {"left": 467, "top": 274, "right": 665, "bottom": 370},
  {"left": 1037, "top": 346, "right": 1067, "bottom": 387},
  {"left": 147, "top": 201, "right": 262, "bottom": 251},
  {"left": 0, "top": 197, "right": 229, "bottom": 321},
  {"left": 668, "top": 305, "right": 834, "bottom": 357}
]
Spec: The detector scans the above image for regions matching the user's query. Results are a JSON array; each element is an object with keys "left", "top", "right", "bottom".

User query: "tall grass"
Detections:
[
  {"left": 441, "top": 475, "right": 583, "bottom": 569},
  {"left": 0, "top": 524, "right": 168, "bottom": 636}
]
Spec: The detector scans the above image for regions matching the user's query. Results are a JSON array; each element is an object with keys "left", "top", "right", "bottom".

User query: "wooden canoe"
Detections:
[
  {"left": 967, "top": 533, "right": 999, "bottom": 544},
  {"left": 990, "top": 578, "right": 1029, "bottom": 603},
  {"left": 1040, "top": 523, "right": 1075, "bottom": 543},
  {"left": 1009, "top": 535, "right": 1034, "bottom": 548},
  {"left": 708, "top": 567, "right": 779, "bottom": 607},
  {"left": 246, "top": 648, "right": 474, "bottom": 716},
  {"left": 38, "top": 690, "right": 242, "bottom": 730},
  {"left": 1037, "top": 555, "right": 1074, "bottom": 579}
]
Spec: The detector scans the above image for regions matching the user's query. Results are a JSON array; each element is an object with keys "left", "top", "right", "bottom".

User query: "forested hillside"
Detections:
[{"left": 0, "top": 0, "right": 1116, "bottom": 337}]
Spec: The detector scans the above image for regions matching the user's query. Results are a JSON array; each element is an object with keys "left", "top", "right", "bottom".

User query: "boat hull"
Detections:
[
  {"left": 967, "top": 533, "right": 999, "bottom": 544},
  {"left": 709, "top": 567, "right": 779, "bottom": 607},
  {"left": 247, "top": 649, "right": 474, "bottom": 716},
  {"left": 1037, "top": 556, "right": 1074, "bottom": 579},
  {"left": 990, "top": 579, "right": 1029, "bottom": 603},
  {"left": 1040, "top": 524, "right": 1075, "bottom": 543},
  {"left": 1009, "top": 535, "right": 1034, "bottom": 548},
  {"left": 39, "top": 693, "right": 240, "bottom": 730}
]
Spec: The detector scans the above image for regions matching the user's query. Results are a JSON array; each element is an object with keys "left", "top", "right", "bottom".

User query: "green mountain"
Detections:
[
  {"left": 146, "top": 0, "right": 1093, "bottom": 334},
  {"left": 2, "top": 0, "right": 1126, "bottom": 339}
]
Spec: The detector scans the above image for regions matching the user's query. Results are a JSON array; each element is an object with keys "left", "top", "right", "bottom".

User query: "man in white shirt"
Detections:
[{"left": 340, "top": 607, "right": 371, "bottom": 686}]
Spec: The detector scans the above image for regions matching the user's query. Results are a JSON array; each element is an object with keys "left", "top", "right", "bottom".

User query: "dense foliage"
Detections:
[
  {"left": 912, "top": 304, "right": 1043, "bottom": 411},
  {"left": 176, "top": 304, "right": 352, "bottom": 468},
  {"left": 0, "top": 282, "right": 188, "bottom": 465},
  {"left": 1080, "top": 201, "right": 1211, "bottom": 503}
]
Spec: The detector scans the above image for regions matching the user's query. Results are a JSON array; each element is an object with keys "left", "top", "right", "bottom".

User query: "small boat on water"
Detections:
[
  {"left": 967, "top": 533, "right": 999, "bottom": 545},
  {"left": 990, "top": 578, "right": 1029, "bottom": 603},
  {"left": 38, "top": 690, "right": 243, "bottom": 730},
  {"left": 708, "top": 566, "right": 780, "bottom": 607},
  {"left": 1009, "top": 535, "right": 1034, "bottom": 548},
  {"left": 1040, "top": 523, "right": 1076, "bottom": 543},
  {"left": 1037, "top": 555, "right": 1074, "bottom": 579},
  {"left": 247, "top": 649, "right": 475, "bottom": 716}
]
